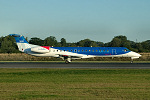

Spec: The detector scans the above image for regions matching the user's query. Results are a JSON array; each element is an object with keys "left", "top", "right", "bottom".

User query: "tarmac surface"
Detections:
[{"left": 0, "top": 62, "right": 150, "bottom": 69}]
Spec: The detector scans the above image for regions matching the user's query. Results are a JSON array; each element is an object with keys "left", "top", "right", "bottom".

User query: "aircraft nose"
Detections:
[
  {"left": 133, "top": 52, "right": 141, "bottom": 57},
  {"left": 129, "top": 51, "right": 141, "bottom": 58},
  {"left": 137, "top": 53, "right": 141, "bottom": 57}
]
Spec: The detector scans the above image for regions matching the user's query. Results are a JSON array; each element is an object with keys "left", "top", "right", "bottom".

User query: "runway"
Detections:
[{"left": 0, "top": 62, "right": 150, "bottom": 69}]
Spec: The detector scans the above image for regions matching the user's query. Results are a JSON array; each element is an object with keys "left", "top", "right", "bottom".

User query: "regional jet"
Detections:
[{"left": 9, "top": 34, "right": 141, "bottom": 64}]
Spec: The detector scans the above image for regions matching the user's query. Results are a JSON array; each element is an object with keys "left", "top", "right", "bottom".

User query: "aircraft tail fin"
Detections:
[{"left": 9, "top": 34, "right": 31, "bottom": 52}]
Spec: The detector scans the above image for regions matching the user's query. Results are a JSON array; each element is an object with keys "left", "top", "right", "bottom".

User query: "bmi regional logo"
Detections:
[{"left": 19, "top": 40, "right": 24, "bottom": 43}]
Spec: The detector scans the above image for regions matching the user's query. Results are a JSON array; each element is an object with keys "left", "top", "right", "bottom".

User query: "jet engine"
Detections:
[{"left": 31, "top": 47, "right": 49, "bottom": 53}]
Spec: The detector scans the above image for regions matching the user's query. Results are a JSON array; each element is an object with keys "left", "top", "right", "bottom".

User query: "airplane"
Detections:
[{"left": 9, "top": 34, "right": 141, "bottom": 64}]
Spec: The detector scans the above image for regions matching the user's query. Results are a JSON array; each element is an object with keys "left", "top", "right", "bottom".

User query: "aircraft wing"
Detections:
[{"left": 56, "top": 54, "right": 82, "bottom": 58}]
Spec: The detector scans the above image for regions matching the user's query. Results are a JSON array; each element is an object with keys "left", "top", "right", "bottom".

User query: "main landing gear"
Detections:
[
  {"left": 64, "top": 57, "right": 72, "bottom": 64},
  {"left": 65, "top": 60, "right": 71, "bottom": 64}
]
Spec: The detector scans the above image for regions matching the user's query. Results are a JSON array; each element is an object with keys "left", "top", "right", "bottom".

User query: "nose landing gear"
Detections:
[
  {"left": 130, "top": 57, "right": 134, "bottom": 63},
  {"left": 130, "top": 59, "right": 133, "bottom": 63},
  {"left": 130, "top": 57, "right": 139, "bottom": 63}
]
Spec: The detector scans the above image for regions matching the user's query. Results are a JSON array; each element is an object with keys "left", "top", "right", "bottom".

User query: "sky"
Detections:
[{"left": 0, "top": 0, "right": 150, "bottom": 43}]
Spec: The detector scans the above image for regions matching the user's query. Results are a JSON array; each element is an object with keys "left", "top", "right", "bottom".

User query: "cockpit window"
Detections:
[{"left": 124, "top": 49, "right": 130, "bottom": 52}]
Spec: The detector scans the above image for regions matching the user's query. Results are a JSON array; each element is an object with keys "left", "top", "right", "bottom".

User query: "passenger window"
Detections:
[
  {"left": 124, "top": 49, "right": 127, "bottom": 52},
  {"left": 82, "top": 50, "right": 84, "bottom": 52},
  {"left": 103, "top": 50, "right": 105, "bottom": 52},
  {"left": 92, "top": 50, "right": 94, "bottom": 52},
  {"left": 89, "top": 50, "right": 91, "bottom": 52},
  {"left": 96, "top": 50, "right": 98, "bottom": 52},
  {"left": 107, "top": 50, "right": 109, "bottom": 52},
  {"left": 85, "top": 50, "right": 87, "bottom": 52},
  {"left": 78, "top": 50, "right": 80, "bottom": 52},
  {"left": 99, "top": 50, "right": 101, "bottom": 52}
]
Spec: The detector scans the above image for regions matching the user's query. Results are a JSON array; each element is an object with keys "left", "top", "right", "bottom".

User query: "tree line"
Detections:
[{"left": 0, "top": 35, "right": 150, "bottom": 53}]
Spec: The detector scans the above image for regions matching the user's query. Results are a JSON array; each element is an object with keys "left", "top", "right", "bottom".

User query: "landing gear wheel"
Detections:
[
  {"left": 130, "top": 58, "right": 133, "bottom": 63},
  {"left": 65, "top": 60, "right": 70, "bottom": 64}
]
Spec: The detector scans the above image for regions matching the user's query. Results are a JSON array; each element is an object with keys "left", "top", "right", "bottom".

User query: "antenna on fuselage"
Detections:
[{"left": 136, "top": 39, "right": 138, "bottom": 43}]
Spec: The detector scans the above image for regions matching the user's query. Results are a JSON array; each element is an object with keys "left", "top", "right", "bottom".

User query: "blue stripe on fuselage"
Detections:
[{"left": 51, "top": 47, "right": 130, "bottom": 56}]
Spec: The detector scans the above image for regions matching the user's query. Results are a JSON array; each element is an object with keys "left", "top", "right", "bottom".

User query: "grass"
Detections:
[{"left": 0, "top": 69, "right": 150, "bottom": 99}]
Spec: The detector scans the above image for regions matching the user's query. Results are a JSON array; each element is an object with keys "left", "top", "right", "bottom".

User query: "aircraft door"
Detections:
[
  {"left": 112, "top": 49, "right": 116, "bottom": 55},
  {"left": 49, "top": 47, "right": 51, "bottom": 52}
]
